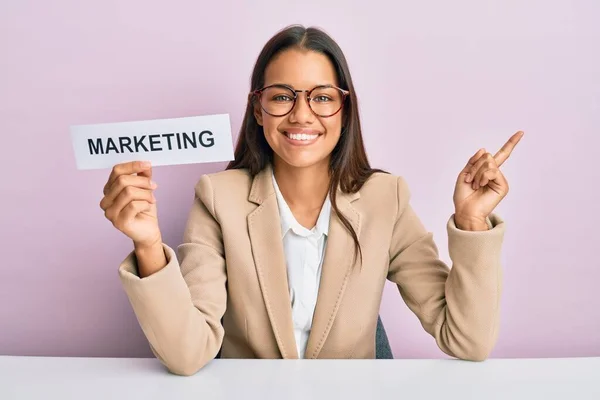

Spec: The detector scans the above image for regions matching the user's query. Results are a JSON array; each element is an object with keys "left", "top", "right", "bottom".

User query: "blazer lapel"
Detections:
[
  {"left": 304, "top": 189, "right": 362, "bottom": 359},
  {"left": 247, "top": 164, "right": 298, "bottom": 359}
]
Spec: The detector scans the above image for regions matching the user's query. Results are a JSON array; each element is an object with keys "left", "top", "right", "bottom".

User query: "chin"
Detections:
[
  {"left": 266, "top": 134, "right": 336, "bottom": 170},
  {"left": 277, "top": 153, "right": 330, "bottom": 170}
]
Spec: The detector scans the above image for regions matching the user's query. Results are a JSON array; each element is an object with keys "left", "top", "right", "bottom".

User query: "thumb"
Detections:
[{"left": 137, "top": 166, "right": 153, "bottom": 180}]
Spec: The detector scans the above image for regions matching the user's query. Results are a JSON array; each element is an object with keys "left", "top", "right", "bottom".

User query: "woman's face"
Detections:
[{"left": 254, "top": 48, "right": 344, "bottom": 170}]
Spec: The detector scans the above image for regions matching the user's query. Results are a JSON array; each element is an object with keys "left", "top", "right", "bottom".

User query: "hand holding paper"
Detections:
[
  {"left": 77, "top": 113, "right": 235, "bottom": 275},
  {"left": 99, "top": 161, "right": 161, "bottom": 247}
]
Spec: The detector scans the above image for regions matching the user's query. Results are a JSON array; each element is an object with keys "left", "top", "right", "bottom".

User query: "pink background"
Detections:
[{"left": 1, "top": 1, "right": 598, "bottom": 359}]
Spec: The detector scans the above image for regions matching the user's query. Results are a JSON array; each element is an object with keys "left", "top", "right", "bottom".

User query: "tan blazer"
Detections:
[{"left": 118, "top": 163, "right": 505, "bottom": 376}]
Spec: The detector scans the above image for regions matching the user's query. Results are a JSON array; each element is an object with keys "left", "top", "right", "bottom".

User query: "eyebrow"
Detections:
[{"left": 267, "top": 82, "right": 336, "bottom": 90}]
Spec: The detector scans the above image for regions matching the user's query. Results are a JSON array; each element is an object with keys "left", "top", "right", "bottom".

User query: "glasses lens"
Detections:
[
  {"left": 309, "top": 86, "right": 343, "bottom": 116},
  {"left": 260, "top": 86, "right": 295, "bottom": 116}
]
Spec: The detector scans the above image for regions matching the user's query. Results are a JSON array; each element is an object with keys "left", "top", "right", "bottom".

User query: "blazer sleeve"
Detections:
[
  {"left": 117, "top": 174, "right": 227, "bottom": 376},
  {"left": 387, "top": 176, "right": 505, "bottom": 361}
]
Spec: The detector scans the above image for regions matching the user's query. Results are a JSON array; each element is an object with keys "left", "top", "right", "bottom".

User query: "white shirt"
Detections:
[{"left": 272, "top": 172, "right": 331, "bottom": 358}]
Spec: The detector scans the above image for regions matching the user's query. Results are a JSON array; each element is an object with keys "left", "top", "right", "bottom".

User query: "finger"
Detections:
[
  {"left": 477, "top": 168, "right": 500, "bottom": 189},
  {"left": 100, "top": 175, "right": 157, "bottom": 210},
  {"left": 494, "top": 131, "right": 524, "bottom": 166},
  {"left": 462, "top": 148, "right": 487, "bottom": 181},
  {"left": 114, "top": 201, "right": 153, "bottom": 231},
  {"left": 137, "top": 167, "right": 153, "bottom": 180},
  {"left": 472, "top": 158, "right": 498, "bottom": 189},
  {"left": 463, "top": 148, "right": 486, "bottom": 171},
  {"left": 104, "top": 161, "right": 152, "bottom": 195},
  {"left": 492, "top": 169, "right": 509, "bottom": 193},
  {"left": 466, "top": 152, "right": 495, "bottom": 183},
  {"left": 104, "top": 186, "right": 156, "bottom": 222}
]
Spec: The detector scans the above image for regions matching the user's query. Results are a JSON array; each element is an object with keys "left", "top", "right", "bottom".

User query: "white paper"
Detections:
[{"left": 70, "top": 114, "right": 235, "bottom": 170}]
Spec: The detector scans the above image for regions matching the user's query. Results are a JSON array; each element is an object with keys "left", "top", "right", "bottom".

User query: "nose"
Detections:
[{"left": 288, "top": 91, "right": 315, "bottom": 124}]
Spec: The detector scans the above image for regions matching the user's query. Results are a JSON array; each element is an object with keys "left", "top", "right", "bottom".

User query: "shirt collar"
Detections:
[{"left": 272, "top": 171, "right": 331, "bottom": 238}]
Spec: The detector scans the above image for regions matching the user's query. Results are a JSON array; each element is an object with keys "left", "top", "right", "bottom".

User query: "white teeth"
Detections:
[{"left": 287, "top": 132, "right": 318, "bottom": 141}]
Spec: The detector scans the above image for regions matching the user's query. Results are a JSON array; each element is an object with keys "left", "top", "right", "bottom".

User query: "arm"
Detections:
[
  {"left": 118, "top": 174, "right": 227, "bottom": 375},
  {"left": 387, "top": 177, "right": 505, "bottom": 361}
]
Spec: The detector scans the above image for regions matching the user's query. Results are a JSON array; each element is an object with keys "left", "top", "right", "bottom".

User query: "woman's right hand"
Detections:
[{"left": 100, "top": 161, "right": 161, "bottom": 247}]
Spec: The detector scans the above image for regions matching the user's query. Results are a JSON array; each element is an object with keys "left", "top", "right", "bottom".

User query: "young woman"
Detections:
[{"left": 100, "top": 25, "right": 523, "bottom": 376}]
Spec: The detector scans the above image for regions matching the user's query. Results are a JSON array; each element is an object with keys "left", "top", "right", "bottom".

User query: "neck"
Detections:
[{"left": 272, "top": 158, "right": 331, "bottom": 213}]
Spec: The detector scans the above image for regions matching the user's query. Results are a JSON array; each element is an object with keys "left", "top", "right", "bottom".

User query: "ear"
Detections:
[{"left": 253, "top": 101, "right": 263, "bottom": 126}]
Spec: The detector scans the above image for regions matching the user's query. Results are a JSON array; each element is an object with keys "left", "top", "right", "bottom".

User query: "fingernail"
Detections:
[
  {"left": 465, "top": 173, "right": 471, "bottom": 183},
  {"left": 150, "top": 180, "right": 157, "bottom": 188},
  {"left": 142, "top": 161, "right": 151, "bottom": 168}
]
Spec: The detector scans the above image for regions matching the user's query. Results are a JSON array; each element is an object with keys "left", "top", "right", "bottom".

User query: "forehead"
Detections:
[{"left": 264, "top": 48, "right": 338, "bottom": 88}]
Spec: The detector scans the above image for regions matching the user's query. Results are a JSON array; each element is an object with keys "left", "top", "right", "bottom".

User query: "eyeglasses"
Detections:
[{"left": 251, "top": 84, "right": 350, "bottom": 118}]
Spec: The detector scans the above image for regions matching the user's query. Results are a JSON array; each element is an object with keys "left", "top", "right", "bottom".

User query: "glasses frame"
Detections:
[{"left": 251, "top": 84, "right": 350, "bottom": 118}]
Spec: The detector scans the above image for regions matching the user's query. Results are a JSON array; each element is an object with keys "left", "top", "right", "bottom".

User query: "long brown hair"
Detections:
[{"left": 226, "top": 25, "right": 387, "bottom": 266}]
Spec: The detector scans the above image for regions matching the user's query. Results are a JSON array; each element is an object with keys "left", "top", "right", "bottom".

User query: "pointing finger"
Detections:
[{"left": 494, "top": 131, "right": 524, "bottom": 166}]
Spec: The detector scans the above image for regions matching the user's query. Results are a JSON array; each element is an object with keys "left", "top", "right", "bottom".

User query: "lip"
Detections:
[
  {"left": 283, "top": 128, "right": 321, "bottom": 135},
  {"left": 281, "top": 128, "right": 322, "bottom": 146}
]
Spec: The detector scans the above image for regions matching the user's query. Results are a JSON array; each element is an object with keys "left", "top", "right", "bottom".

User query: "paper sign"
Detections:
[{"left": 70, "top": 114, "right": 235, "bottom": 170}]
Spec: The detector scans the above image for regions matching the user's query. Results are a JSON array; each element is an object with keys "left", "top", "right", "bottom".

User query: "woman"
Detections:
[{"left": 100, "top": 25, "right": 523, "bottom": 376}]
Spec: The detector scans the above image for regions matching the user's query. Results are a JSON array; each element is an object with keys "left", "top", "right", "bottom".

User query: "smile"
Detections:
[
  {"left": 283, "top": 131, "right": 322, "bottom": 146},
  {"left": 285, "top": 132, "right": 319, "bottom": 141}
]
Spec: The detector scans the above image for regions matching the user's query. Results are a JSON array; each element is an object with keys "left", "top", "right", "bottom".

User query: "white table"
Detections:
[{"left": 1, "top": 356, "right": 598, "bottom": 399}]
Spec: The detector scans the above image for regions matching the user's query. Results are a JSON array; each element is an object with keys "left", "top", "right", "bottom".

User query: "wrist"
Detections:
[
  {"left": 133, "top": 236, "right": 167, "bottom": 278},
  {"left": 454, "top": 214, "right": 489, "bottom": 231},
  {"left": 133, "top": 234, "right": 163, "bottom": 252}
]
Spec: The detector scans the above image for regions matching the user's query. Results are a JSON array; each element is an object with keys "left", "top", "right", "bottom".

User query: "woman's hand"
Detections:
[
  {"left": 453, "top": 131, "right": 524, "bottom": 230},
  {"left": 99, "top": 161, "right": 162, "bottom": 247}
]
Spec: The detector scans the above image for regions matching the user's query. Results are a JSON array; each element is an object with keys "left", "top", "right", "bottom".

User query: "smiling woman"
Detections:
[
  {"left": 100, "top": 24, "right": 516, "bottom": 376},
  {"left": 228, "top": 33, "right": 381, "bottom": 257}
]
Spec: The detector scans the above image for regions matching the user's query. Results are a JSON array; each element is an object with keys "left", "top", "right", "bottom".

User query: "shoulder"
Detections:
[
  {"left": 196, "top": 167, "right": 252, "bottom": 191},
  {"left": 357, "top": 171, "right": 412, "bottom": 217},
  {"left": 360, "top": 171, "right": 411, "bottom": 199},
  {"left": 192, "top": 168, "right": 252, "bottom": 209}
]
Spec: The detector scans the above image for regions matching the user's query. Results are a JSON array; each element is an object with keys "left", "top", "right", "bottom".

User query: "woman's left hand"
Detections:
[{"left": 453, "top": 131, "right": 524, "bottom": 230}]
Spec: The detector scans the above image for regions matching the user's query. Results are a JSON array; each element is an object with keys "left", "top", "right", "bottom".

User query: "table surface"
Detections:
[{"left": 1, "top": 356, "right": 599, "bottom": 400}]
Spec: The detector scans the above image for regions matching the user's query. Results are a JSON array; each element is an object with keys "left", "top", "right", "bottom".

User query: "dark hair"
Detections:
[{"left": 226, "top": 25, "right": 387, "bottom": 266}]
